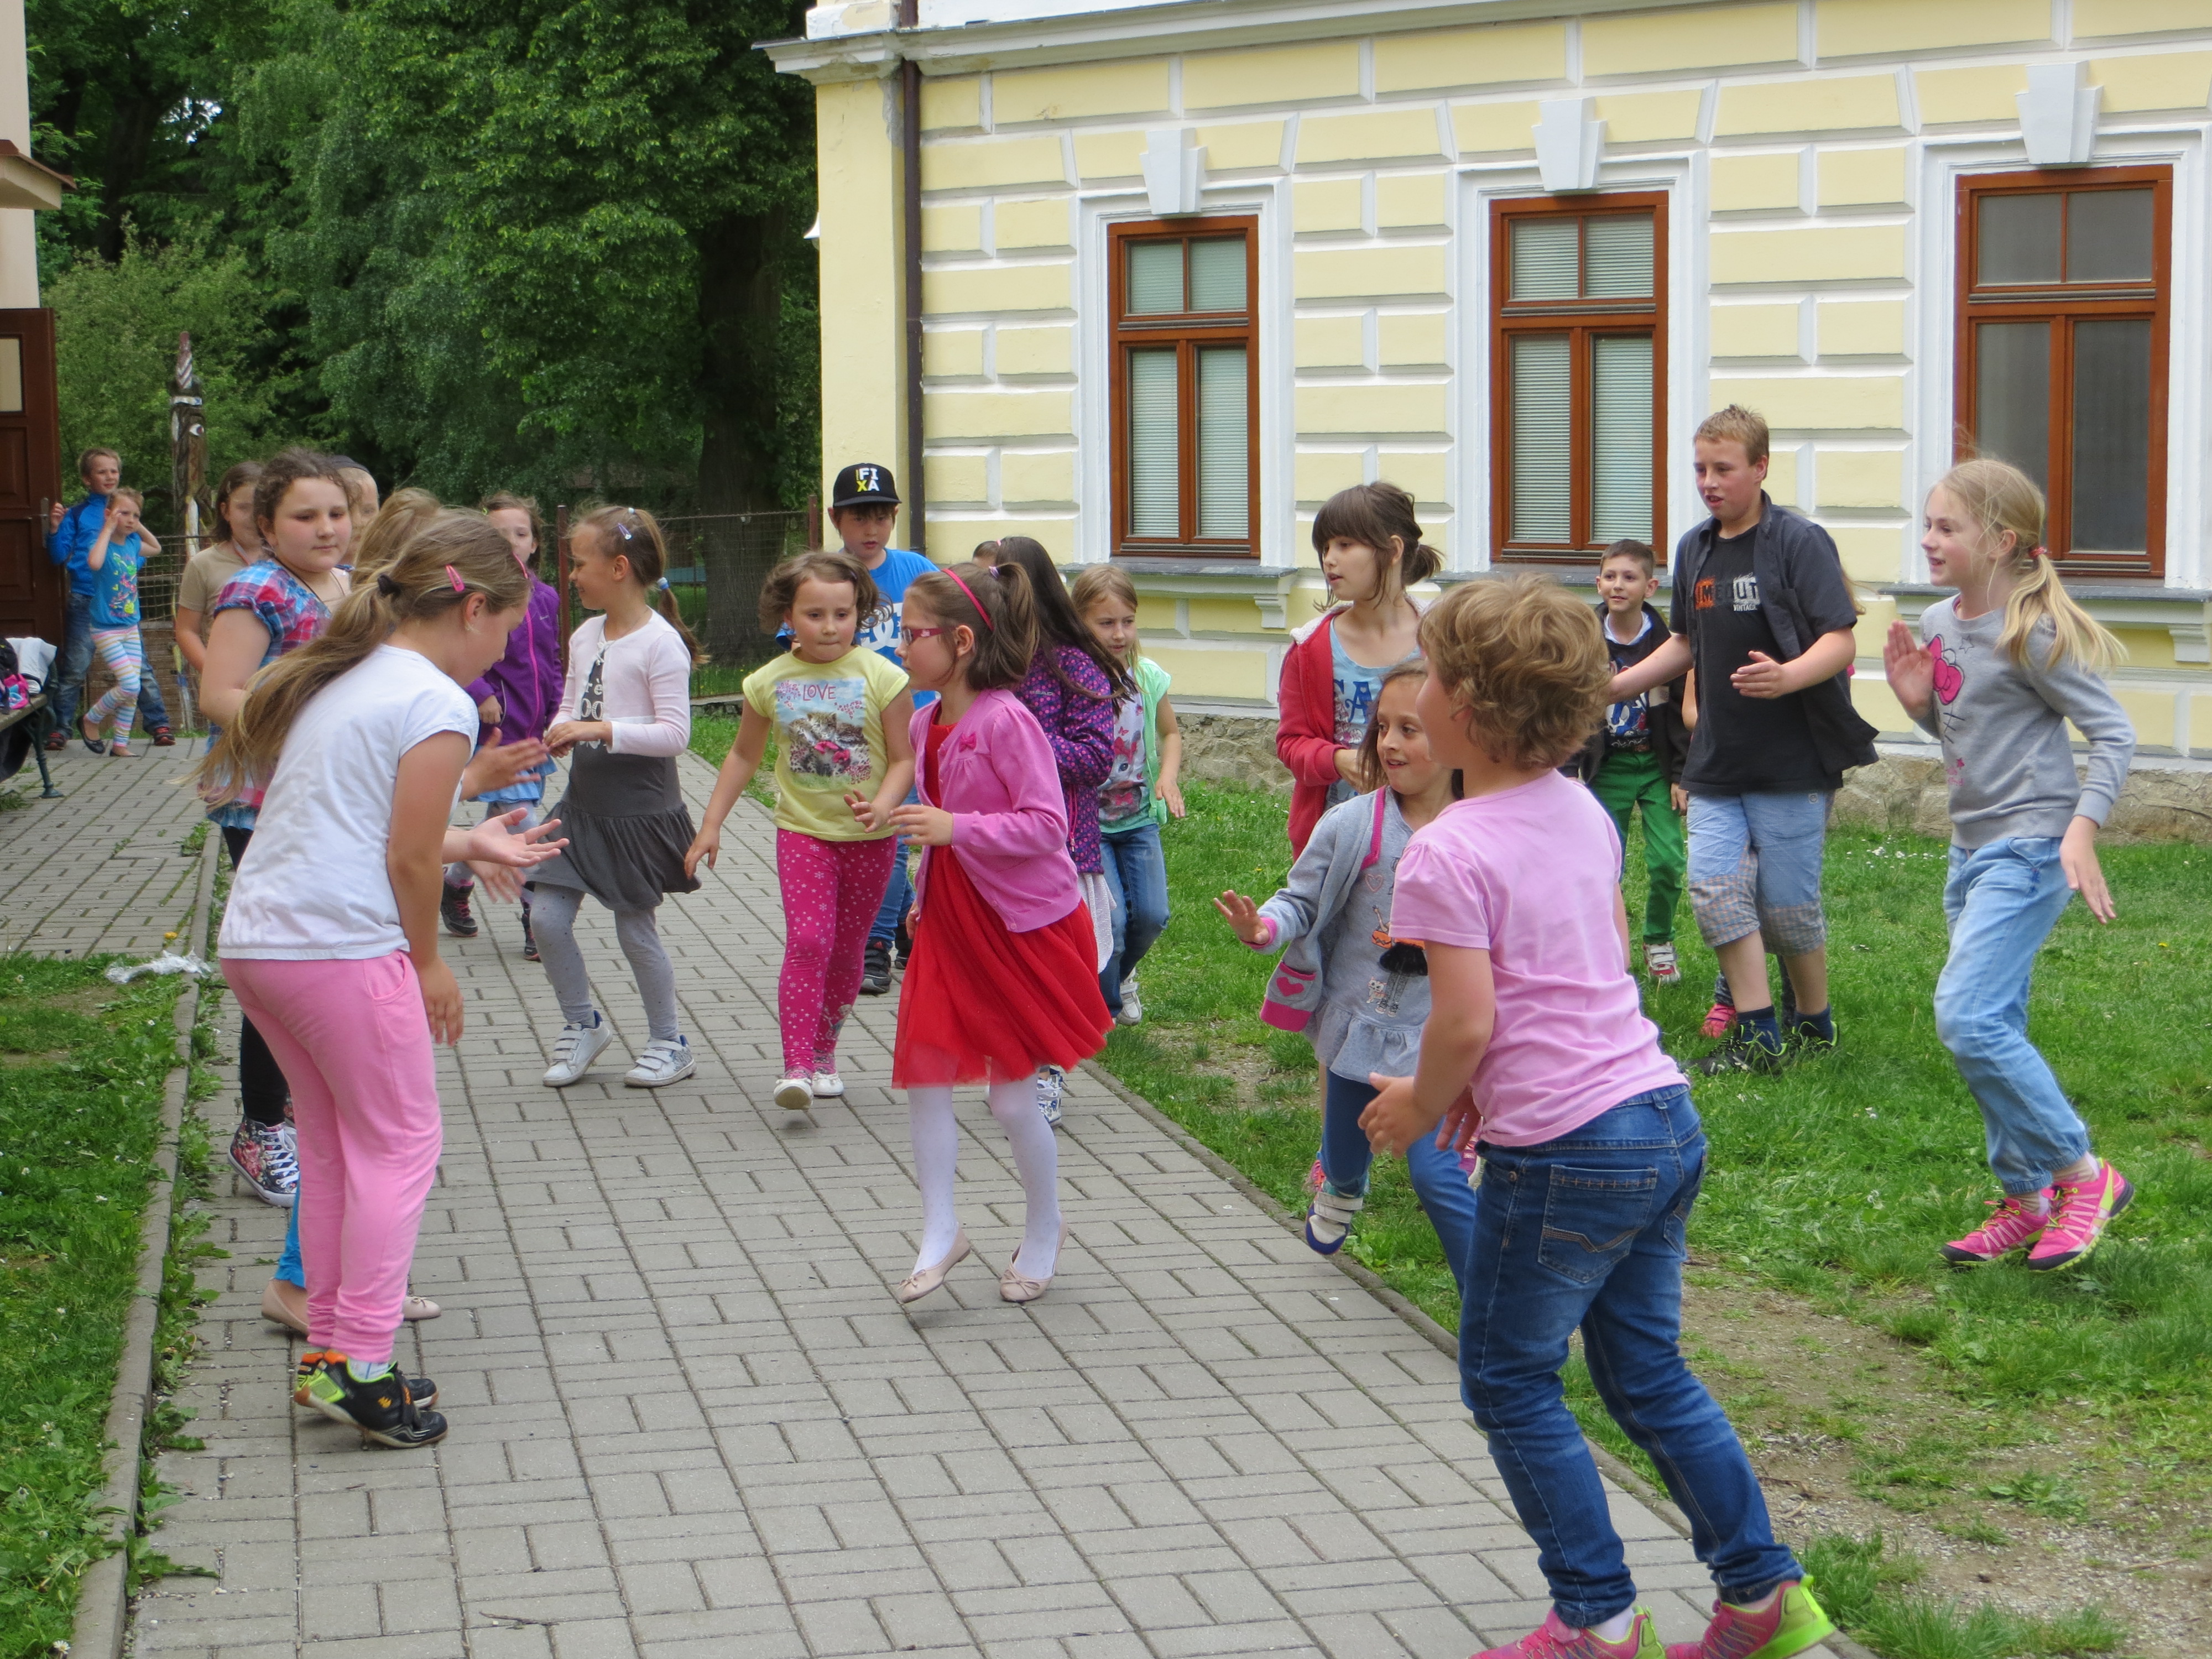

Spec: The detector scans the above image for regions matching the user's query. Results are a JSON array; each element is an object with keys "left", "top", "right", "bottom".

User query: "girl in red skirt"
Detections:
[{"left": 855, "top": 559, "right": 1112, "bottom": 1306}]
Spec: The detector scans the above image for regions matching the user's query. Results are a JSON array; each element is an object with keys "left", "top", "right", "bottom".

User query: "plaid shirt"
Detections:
[{"left": 204, "top": 561, "right": 335, "bottom": 822}]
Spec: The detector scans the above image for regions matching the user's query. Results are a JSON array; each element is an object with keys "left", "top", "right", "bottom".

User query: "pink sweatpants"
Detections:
[
  {"left": 776, "top": 830, "right": 898, "bottom": 1073},
  {"left": 223, "top": 953, "right": 442, "bottom": 1364}
]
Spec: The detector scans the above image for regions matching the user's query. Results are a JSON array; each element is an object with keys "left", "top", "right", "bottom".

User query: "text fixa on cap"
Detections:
[{"left": 831, "top": 462, "right": 900, "bottom": 510}]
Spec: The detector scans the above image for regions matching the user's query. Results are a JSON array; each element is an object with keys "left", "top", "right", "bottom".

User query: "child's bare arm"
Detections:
[
  {"left": 685, "top": 706, "right": 773, "bottom": 876},
  {"left": 1155, "top": 696, "right": 1185, "bottom": 818},
  {"left": 851, "top": 691, "right": 916, "bottom": 831}
]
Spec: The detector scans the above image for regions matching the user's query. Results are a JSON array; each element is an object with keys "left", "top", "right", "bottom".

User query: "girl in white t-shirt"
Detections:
[{"left": 206, "top": 509, "right": 565, "bottom": 1449}]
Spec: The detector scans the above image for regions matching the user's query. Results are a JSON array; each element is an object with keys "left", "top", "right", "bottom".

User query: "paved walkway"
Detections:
[{"left": 9, "top": 741, "right": 1840, "bottom": 1659}]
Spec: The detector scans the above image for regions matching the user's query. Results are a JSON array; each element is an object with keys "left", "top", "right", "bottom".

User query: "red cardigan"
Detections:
[{"left": 1275, "top": 608, "right": 1349, "bottom": 855}]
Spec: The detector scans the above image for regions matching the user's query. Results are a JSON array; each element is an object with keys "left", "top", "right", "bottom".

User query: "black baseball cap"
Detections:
[{"left": 831, "top": 462, "right": 900, "bottom": 509}]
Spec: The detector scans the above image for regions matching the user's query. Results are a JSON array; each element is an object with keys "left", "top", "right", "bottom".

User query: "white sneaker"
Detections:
[
  {"left": 810, "top": 1070, "right": 846, "bottom": 1098},
  {"left": 542, "top": 1015, "right": 613, "bottom": 1086},
  {"left": 624, "top": 1037, "right": 695, "bottom": 1088},
  {"left": 1036, "top": 1065, "right": 1065, "bottom": 1128},
  {"left": 1115, "top": 980, "right": 1143, "bottom": 1026},
  {"left": 1643, "top": 941, "right": 1682, "bottom": 985},
  {"left": 774, "top": 1074, "right": 815, "bottom": 1112}
]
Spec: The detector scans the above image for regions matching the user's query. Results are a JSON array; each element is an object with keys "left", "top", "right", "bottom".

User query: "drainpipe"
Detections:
[{"left": 898, "top": 0, "right": 926, "bottom": 557}]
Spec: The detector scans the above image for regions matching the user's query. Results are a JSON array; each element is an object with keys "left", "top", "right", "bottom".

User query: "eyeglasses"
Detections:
[{"left": 900, "top": 625, "right": 950, "bottom": 645}]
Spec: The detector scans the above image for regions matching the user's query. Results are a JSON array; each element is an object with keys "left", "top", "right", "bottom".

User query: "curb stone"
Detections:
[
  {"left": 1077, "top": 1056, "right": 1882, "bottom": 1659},
  {"left": 67, "top": 828, "right": 219, "bottom": 1659}
]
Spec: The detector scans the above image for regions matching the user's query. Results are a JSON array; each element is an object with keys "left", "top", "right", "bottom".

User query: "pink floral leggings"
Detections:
[{"left": 777, "top": 830, "right": 899, "bottom": 1074}]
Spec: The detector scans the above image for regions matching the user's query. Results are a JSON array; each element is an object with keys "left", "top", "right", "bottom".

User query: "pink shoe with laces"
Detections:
[
  {"left": 1663, "top": 1580, "right": 1834, "bottom": 1659},
  {"left": 2025, "top": 1159, "right": 2133, "bottom": 1272},
  {"left": 1480, "top": 1608, "right": 1662, "bottom": 1659},
  {"left": 1939, "top": 1190, "right": 2051, "bottom": 1266}
]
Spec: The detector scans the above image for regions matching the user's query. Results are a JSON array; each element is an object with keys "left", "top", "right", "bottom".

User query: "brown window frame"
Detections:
[
  {"left": 1954, "top": 165, "right": 2171, "bottom": 580},
  {"left": 1109, "top": 216, "right": 1261, "bottom": 560},
  {"left": 1489, "top": 191, "right": 1669, "bottom": 565}
]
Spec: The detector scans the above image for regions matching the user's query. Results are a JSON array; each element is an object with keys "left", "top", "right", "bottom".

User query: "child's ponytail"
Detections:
[
  {"left": 1938, "top": 458, "right": 2122, "bottom": 672},
  {"left": 575, "top": 504, "right": 701, "bottom": 662},
  {"left": 196, "top": 508, "right": 529, "bottom": 803},
  {"left": 907, "top": 559, "right": 1037, "bottom": 690}
]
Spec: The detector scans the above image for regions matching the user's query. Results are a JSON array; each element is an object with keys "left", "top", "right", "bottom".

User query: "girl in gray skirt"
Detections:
[{"left": 536, "top": 505, "right": 703, "bottom": 1088}]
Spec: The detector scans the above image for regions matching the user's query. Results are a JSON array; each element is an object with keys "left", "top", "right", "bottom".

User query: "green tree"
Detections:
[{"left": 46, "top": 232, "right": 286, "bottom": 529}]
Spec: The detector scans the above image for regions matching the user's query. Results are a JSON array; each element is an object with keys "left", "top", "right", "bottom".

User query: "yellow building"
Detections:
[{"left": 773, "top": 0, "right": 2212, "bottom": 826}]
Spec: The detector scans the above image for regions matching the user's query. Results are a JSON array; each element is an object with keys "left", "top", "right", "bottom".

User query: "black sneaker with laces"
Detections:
[
  {"left": 294, "top": 1350, "right": 437, "bottom": 1409},
  {"left": 859, "top": 939, "right": 891, "bottom": 996},
  {"left": 299, "top": 1353, "right": 448, "bottom": 1447},
  {"left": 1689, "top": 1026, "right": 1791, "bottom": 1076},
  {"left": 439, "top": 886, "right": 479, "bottom": 938}
]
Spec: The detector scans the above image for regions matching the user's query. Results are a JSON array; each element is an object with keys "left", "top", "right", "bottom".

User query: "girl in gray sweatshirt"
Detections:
[
  {"left": 1882, "top": 458, "right": 2136, "bottom": 1277},
  {"left": 1214, "top": 664, "right": 1479, "bottom": 1285}
]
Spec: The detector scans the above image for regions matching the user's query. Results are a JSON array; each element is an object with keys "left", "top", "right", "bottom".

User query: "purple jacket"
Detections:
[
  {"left": 1016, "top": 643, "right": 1115, "bottom": 875},
  {"left": 466, "top": 576, "right": 563, "bottom": 744},
  {"left": 911, "top": 688, "right": 1080, "bottom": 933}
]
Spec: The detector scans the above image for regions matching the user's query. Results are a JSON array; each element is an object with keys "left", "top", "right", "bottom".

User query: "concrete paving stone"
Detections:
[
  {"left": 539, "top": 1618, "right": 639, "bottom": 1659},
  {"left": 1146, "top": 1621, "right": 1324, "bottom": 1658},
  {"left": 792, "top": 1596, "right": 894, "bottom": 1655}
]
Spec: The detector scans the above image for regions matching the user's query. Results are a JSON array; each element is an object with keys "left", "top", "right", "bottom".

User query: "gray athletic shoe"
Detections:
[{"left": 542, "top": 1014, "right": 613, "bottom": 1086}]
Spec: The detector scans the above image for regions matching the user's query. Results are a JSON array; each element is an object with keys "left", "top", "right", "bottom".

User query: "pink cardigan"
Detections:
[{"left": 911, "top": 688, "right": 1081, "bottom": 933}]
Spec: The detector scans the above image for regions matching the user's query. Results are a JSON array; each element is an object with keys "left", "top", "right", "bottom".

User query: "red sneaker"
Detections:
[
  {"left": 1939, "top": 1191, "right": 2050, "bottom": 1265},
  {"left": 2025, "top": 1160, "right": 2133, "bottom": 1272},
  {"left": 1665, "top": 1580, "right": 1835, "bottom": 1659},
  {"left": 1700, "top": 1001, "right": 1734, "bottom": 1039}
]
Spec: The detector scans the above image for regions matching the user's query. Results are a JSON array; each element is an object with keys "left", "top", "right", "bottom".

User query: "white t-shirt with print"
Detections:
[{"left": 221, "top": 644, "right": 479, "bottom": 959}]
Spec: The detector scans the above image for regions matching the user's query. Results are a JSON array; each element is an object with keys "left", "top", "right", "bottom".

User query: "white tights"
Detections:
[{"left": 908, "top": 1073, "right": 1061, "bottom": 1280}]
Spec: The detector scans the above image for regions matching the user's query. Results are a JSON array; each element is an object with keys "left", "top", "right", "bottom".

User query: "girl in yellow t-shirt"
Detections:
[{"left": 687, "top": 550, "right": 916, "bottom": 1111}]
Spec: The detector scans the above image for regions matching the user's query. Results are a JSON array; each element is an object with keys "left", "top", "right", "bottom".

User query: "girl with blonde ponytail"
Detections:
[
  {"left": 1882, "top": 457, "right": 2138, "bottom": 1275},
  {"left": 215, "top": 508, "right": 567, "bottom": 1449}
]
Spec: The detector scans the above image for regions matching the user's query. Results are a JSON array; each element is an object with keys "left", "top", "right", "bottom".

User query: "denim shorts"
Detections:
[{"left": 1685, "top": 791, "right": 1832, "bottom": 954}]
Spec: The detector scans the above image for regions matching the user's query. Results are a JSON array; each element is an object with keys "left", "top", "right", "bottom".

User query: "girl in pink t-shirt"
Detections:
[{"left": 1360, "top": 576, "right": 1832, "bottom": 1659}]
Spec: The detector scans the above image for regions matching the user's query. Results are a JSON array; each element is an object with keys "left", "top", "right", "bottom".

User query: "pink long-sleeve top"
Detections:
[
  {"left": 554, "top": 611, "right": 692, "bottom": 756},
  {"left": 910, "top": 688, "right": 1081, "bottom": 933}
]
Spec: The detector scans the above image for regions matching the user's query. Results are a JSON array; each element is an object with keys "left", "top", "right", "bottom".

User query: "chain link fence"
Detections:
[{"left": 655, "top": 509, "right": 814, "bottom": 679}]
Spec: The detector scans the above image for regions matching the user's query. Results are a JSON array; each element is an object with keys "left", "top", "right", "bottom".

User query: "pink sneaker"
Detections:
[
  {"left": 1939, "top": 1191, "right": 2051, "bottom": 1265},
  {"left": 1664, "top": 1580, "right": 1834, "bottom": 1659},
  {"left": 1700, "top": 1001, "right": 1734, "bottom": 1040},
  {"left": 1481, "top": 1608, "right": 1661, "bottom": 1659},
  {"left": 2025, "top": 1160, "right": 2133, "bottom": 1272}
]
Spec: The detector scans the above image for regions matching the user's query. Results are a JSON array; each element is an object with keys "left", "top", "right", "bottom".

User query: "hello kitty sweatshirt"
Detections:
[{"left": 1913, "top": 597, "right": 2133, "bottom": 849}]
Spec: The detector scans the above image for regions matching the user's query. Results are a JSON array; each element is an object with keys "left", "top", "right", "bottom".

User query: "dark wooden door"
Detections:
[{"left": 0, "top": 309, "right": 61, "bottom": 644}]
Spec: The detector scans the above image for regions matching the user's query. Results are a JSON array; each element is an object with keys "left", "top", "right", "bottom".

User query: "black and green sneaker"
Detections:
[
  {"left": 299, "top": 1353, "right": 448, "bottom": 1447},
  {"left": 1689, "top": 1027, "right": 1791, "bottom": 1076},
  {"left": 293, "top": 1350, "right": 436, "bottom": 1409},
  {"left": 1787, "top": 1015, "right": 1838, "bottom": 1056}
]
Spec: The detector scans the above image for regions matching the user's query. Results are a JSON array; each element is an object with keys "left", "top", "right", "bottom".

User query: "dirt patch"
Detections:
[
  {"left": 27, "top": 984, "right": 121, "bottom": 1018},
  {"left": 0, "top": 1049, "right": 70, "bottom": 1068},
  {"left": 1681, "top": 1271, "right": 2208, "bottom": 1657}
]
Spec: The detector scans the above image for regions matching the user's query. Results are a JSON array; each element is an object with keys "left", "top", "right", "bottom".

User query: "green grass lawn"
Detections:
[{"left": 0, "top": 958, "right": 191, "bottom": 1659}]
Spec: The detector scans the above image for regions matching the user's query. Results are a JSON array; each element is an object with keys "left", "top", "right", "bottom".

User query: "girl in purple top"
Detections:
[
  {"left": 979, "top": 536, "right": 1128, "bottom": 1126},
  {"left": 442, "top": 494, "right": 566, "bottom": 955}
]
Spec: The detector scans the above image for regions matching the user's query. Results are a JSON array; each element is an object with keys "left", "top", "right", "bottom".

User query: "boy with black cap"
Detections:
[{"left": 827, "top": 463, "right": 935, "bottom": 995}]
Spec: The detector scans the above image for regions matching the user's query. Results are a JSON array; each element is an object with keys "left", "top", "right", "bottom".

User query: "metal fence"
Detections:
[{"left": 653, "top": 510, "right": 814, "bottom": 669}]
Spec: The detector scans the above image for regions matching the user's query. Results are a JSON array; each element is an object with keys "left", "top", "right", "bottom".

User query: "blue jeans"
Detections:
[
  {"left": 1936, "top": 837, "right": 2089, "bottom": 1196},
  {"left": 1460, "top": 1087, "right": 1799, "bottom": 1626},
  {"left": 870, "top": 786, "right": 920, "bottom": 946},
  {"left": 1099, "top": 821, "right": 1170, "bottom": 1011},
  {"left": 1686, "top": 791, "right": 1830, "bottom": 957},
  {"left": 54, "top": 591, "right": 169, "bottom": 732},
  {"left": 1322, "top": 1071, "right": 1480, "bottom": 1294},
  {"left": 276, "top": 1191, "right": 303, "bottom": 1288}
]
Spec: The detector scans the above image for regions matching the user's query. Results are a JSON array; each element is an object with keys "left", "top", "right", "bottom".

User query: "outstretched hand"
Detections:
[
  {"left": 1882, "top": 620, "right": 1935, "bottom": 719},
  {"left": 458, "top": 812, "right": 566, "bottom": 904},
  {"left": 888, "top": 801, "right": 956, "bottom": 846},
  {"left": 462, "top": 733, "right": 550, "bottom": 799},
  {"left": 1212, "top": 890, "right": 1270, "bottom": 948}
]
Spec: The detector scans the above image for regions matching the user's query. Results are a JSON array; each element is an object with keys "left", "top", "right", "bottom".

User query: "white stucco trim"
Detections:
[
  {"left": 1912, "top": 122, "right": 2209, "bottom": 593},
  {"left": 1073, "top": 179, "right": 1293, "bottom": 567}
]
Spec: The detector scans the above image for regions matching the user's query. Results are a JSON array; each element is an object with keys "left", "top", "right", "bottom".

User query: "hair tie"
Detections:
[
  {"left": 375, "top": 571, "right": 401, "bottom": 597},
  {"left": 655, "top": 576, "right": 670, "bottom": 591},
  {"left": 942, "top": 567, "right": 994, "bottom": 630},
  {"left": 446, "top": 565, "right": 465, "bottom": 593},
  {"left": 2029, "top": 545, "right": 2048, "bottom": 560}
]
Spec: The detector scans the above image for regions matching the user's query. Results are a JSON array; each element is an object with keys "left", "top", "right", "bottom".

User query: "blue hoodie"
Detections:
[{"left": 49, "top": 493, "right": 111, "bottom": 599}]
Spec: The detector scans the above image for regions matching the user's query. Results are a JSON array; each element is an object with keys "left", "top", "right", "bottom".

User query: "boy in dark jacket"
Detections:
[{"left": 1574, "top": 540, "right": 1687, "bottom": 984}]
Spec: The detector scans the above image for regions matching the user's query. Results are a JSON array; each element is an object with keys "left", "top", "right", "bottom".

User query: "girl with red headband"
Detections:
[{"left": 859, "top": 559, "right": 1112, "bottom": 1308}]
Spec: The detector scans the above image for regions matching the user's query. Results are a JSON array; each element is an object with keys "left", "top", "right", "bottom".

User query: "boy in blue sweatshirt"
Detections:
[{"left": 47, "top": 447, "right": 173, "bottom": 747}]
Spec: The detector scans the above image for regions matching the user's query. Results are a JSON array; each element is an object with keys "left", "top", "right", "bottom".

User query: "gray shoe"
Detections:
[
  {"left": 543, "top": 1014, "right": 613, "bottom": 1086},
  {"left": 624, "top": 1037, "right": 695, "bottom": 1088}
]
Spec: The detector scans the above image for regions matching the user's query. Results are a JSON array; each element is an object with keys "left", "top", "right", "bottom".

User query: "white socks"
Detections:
[{"left": 906, "top": 1078, "right": 1062, "bottom": 1280}]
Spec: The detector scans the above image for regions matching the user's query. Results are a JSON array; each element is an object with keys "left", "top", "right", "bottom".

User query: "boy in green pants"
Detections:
[{"left": 1574, "top": 539, "right": 1688, "bottom": 984}]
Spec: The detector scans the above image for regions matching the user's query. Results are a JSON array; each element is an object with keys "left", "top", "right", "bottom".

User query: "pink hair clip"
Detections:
[{"left": 446, "top": 565, "right": 465, "bottom": 592}]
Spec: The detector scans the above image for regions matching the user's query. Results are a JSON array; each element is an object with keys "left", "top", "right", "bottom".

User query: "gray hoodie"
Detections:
[{"left": 1914, "top": 597, "right": 2134, "bottom": 848}]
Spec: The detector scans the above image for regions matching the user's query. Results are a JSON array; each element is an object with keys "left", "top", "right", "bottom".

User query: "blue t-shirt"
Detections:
[
  {"left": 855, "top": 546, "right": 937, "bottom": 708},
  {"left": 1326, "top": 626, "right": 1418, "bottom": 808},
  {"left": 88, "top": 533, "right": 145, "bottom": 628}
]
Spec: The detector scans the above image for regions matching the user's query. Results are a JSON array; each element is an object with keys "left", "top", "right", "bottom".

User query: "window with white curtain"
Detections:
[
  {"left": 1110, "top": 219, "right": 1259, "bottom": 557},
  {"left": 1490, "top": 196, "right": 1667, "bottom": 562},
  {"left": 1957, "top": 168, "right": 2170, "bottom": 578}
]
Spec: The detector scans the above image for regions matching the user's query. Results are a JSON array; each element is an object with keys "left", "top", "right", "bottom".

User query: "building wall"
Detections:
[{"left": 809, "top": 0, "right": 2212, "bottom": 750}]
